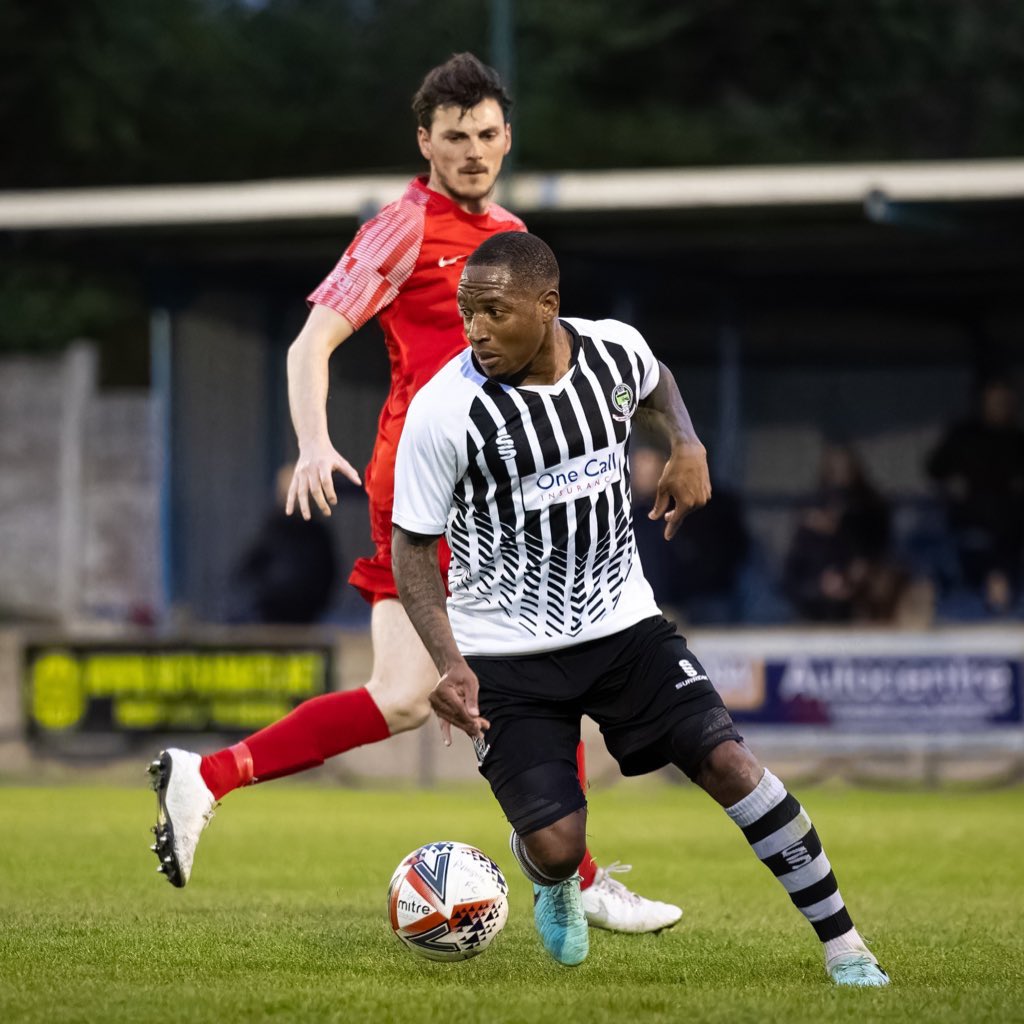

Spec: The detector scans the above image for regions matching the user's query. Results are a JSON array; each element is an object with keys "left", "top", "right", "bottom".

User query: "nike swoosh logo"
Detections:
[{"left": 438, "top": 255, "right": 468, "bottom": 268}]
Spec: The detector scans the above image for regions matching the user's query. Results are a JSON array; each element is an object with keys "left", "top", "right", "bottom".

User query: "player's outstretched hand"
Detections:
[
  {"left": 429, "top": 662, "right": 490, "bottom": 747},
  {"left": 286, "top": 444, "right": 362, "bottom": 520},
  {"left": 649, "top": 442, "right": 711, "bottom": 540}
]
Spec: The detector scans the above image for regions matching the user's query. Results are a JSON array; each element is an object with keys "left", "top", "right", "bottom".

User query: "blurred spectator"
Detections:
[
  {"left": 784, "top": 443, "right": 907, "bottom": 622},
  {"left": 926, "top": 379, "right": 1024, "bottom": 615},
  {"left": 630, "top": 443, "right": 749, "bottom": 623},
  {"left": 228, "top": 465, "right": 339, "bottom": 624}
]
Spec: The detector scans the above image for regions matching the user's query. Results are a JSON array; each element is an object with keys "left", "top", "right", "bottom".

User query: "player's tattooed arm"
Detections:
[
  {"left": 637, "top": 361, "right": 712, "bottom": 540},
  {"left": 392, "top": 526, "right": 490, "bottom": 744},
  {"left": 392, "top": 526, "right": 459, "bottom": 669}
]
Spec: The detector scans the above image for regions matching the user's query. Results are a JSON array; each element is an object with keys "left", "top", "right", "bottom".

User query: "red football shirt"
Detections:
[{"left": 309, "top": 175, "right": 525, "bottom": 513}]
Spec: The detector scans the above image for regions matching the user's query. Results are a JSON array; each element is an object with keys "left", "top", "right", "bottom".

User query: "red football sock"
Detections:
[
  {"left": 199, "top": 687, "right": 390, "bottom": 800},
  {"left": 575, "top": 739, "right": 599, "bottom": 890},
  {"left": 578, "top": 847, "right": 599, "bottom": 890},
  {"left": 200, "top": 741, "right": 254, "bottom": 801}
]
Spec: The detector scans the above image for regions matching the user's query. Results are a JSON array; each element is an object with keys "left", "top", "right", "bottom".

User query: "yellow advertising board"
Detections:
[{"left": 24, "top": 642, "right": 332, "bottom": 735}]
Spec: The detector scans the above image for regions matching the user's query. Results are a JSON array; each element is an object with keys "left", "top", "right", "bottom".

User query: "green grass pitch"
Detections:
[{"left": 1, "top": 779, "right": 1022, "bottom": 1023}]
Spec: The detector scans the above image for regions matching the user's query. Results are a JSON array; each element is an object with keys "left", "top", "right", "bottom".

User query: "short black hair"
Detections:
[
  {"left": 412, "top": 52, "right": 512, "bottom": 129},
  {"left": 466, "top": 231, "right": 560, "bottom": 294}
]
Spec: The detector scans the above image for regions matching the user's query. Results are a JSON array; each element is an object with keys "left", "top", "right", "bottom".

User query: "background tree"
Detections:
[
  {"left": 2, "top": 0, "right": 1023, "bottom": 188},
  {"left": 2, "top": 0, "right": 1023, "bottom": 356}
]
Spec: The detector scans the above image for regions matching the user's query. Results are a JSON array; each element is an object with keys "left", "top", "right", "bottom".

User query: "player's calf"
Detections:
[
  {"left": 511, "top": 811, "right": 587, "bottom": 882},
  {"left": 509, "top": 821, "right": 589, "bottom": 967}
]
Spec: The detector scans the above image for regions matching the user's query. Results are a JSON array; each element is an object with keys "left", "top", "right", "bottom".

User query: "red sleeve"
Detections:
[
  {"left": 489, "top": 206, "right": 527, "bottom": 233},
  {"left": 307, "top": 195, "right": 427, "bottom": 330}
]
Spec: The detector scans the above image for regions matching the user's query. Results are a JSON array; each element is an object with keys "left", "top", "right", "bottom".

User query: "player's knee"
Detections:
[
  {"left": 663, "top": 705, "right": 744, "bottom": 782},
  {"left": 367, "top": 681, "right": 432, "bottom": 735},
  {"left": 694, "top": 739, "right": 763, "bottom": 807},
  {"left": 382, "top": 694, "right": 432, "bottom": 734}
]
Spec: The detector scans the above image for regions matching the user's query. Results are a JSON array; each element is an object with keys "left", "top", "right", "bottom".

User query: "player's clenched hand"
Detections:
[
  {"left": 649, "top": 442, "right": 712, "bottom": 541},
  {"left": 429, "top": 662, "right": 490, "bottom": 747},
  {"left": 286, "top": 444, "right": 362, "bottom": 520}
]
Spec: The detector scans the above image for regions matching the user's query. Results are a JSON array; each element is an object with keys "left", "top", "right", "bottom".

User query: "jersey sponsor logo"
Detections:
[
  {"left": 610, "top": 382, "right": 636, "bottom": 421},
  {"left": 519, "top": 444, "right": 623, "bottom": 510},
  {"left": 675, "top": 657, "right": 710, "bottom": 687},
  {"left": 438, "top": 254, "right": 468, "bottom": 268},
  {"left": 780, "top": 841, "right": 813, "bottom": 870}
]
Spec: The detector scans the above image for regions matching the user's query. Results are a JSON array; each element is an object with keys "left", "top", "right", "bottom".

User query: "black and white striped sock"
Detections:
[{"left": 726, "top": 769, "right": 872, "bottom": 963}]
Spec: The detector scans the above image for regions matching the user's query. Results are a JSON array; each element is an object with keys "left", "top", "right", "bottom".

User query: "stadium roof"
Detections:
[{"left": 2, "top": 158, "right": 1024, "bottom": 230}]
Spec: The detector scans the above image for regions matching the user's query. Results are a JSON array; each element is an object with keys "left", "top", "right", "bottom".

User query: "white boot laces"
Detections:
[{"left": 594, "top": 861, "right": 642, "bottom": 905}]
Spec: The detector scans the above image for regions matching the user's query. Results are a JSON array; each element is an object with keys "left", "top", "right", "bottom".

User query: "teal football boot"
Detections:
[
  {"left": 533, "top": 875, "right": 589, "bottom": 966},
  {"left": 828, "top": 952, "right": 891, "bottom": 987}
]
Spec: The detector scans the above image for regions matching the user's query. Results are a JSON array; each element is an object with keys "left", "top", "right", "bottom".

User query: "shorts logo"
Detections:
[
  {"left": 675, "top": 657, "right": 710, "bottom": 688},
  {"left": 473, "top": 734, "right": 491, "bottom": 765},
  {"left": 610, "top": 383, "right": 636, "bottom": 421}
]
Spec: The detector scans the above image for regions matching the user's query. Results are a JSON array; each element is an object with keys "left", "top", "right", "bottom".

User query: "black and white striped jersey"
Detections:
[{"left": 393, "top": 317, "right": 662, "bottom": 655}]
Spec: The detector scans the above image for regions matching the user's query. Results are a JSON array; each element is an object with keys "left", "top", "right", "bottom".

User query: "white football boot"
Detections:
[
  {"left": 581, "top": 861, "right": 683, "bottom": 933},
  {"left": 148, "top": 748, "right": 217, "bottom": 887}
]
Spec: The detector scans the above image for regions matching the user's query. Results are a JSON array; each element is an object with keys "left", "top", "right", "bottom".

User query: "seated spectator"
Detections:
[
  {"left": 228, "top": 465, "right": 339, "bottom": 624},
  {"left": 630, "top": 443, "right": 749, "bottom": 623},
  {"left": 926, "top": 378, "right": 1024, "bottom": 615},
  {"left": 784, "top": 443, "right": 906, "bottom": 622}
]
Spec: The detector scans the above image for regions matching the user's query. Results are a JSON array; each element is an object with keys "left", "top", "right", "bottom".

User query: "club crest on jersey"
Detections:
[{"left": 610, "top": 382, "right": 636, "bottom": 421}]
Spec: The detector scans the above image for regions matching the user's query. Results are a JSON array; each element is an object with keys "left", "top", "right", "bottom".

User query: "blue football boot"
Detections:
[
  {"left": 828, "top": 952, "right": 891, "bottom": 987},
  {"left": 533, "top": 875, "right": 589, "bottom": 966}
]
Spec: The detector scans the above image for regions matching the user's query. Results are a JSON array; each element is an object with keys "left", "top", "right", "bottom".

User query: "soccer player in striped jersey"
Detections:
[
  {"left": 391, "top": 231, "right": 889, "bottom": 984},
  {"left": 147, "top": 53, "right": 679, "bottom": 934}
]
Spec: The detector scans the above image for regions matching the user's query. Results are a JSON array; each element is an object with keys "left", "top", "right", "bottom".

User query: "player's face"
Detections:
[
  {"left": 458, "top": 265, "right": 559, "bottom": 385},
  {"left": 418, "top": 99, "right": 511, "bottom": 213}
]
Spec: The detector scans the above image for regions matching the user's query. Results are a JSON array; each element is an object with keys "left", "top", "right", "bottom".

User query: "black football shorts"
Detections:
[{"left": 466, "top": 615, "right": 742, "bottom": 834}]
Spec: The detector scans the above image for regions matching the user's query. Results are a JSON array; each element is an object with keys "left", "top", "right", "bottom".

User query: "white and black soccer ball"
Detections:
[{"left": 387, "top": 841, "right": 509, "bottom": 962}]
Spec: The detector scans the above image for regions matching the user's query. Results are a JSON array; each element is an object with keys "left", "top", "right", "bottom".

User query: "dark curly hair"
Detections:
[{"left": 412, "top": 52, "right": 512, "bottom": 129}]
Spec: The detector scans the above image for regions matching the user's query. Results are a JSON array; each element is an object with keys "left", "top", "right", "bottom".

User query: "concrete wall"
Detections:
[
  {"left": 0, "top": 345, "right": 161, "bottom": 624},
  {"left": 0, "top": 354, "right": 66, "bottom": 617}
]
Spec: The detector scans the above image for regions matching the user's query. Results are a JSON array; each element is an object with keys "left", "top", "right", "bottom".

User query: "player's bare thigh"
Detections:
[{"left": 365, "top": 597, "right": 438, "bottom": 734}]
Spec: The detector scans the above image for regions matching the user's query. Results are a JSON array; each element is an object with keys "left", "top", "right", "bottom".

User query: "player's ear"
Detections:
[
  {"left": 417, "top": 125, "right": 432, "bottom": 161},
  {"left": 538, "top": 287, "right": 559, "bottom": 322},
  {"left": 503, "top": 123, "right": 512, "bottom": 155}
]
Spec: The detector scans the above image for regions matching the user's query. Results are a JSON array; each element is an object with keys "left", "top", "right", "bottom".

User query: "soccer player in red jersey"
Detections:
[{"left": 147, "top": 53, "right": 681, "bottom": 933}]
